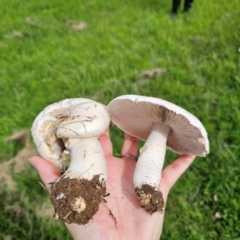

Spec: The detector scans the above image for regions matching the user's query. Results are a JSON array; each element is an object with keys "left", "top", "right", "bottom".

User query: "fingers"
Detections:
[
  {"left": 98, "top": 129, "right": 113, "bottom": 157},
  {"left": 29, "top": 156, "right": 60, "bottom": 192},
  {"left": 161, "top": 154, "right": 195, "bottom": 195},
  {"left": 121, "top": 134, "right": 139, "bottom": 159}
]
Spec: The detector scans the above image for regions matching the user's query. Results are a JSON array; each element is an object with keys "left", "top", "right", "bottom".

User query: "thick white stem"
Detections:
[
  {"left": 63, "top": 138, "right": 107, "bottom": 181},
  {"left": 133, "top": 122, "right": 170, "bottom": 189}
]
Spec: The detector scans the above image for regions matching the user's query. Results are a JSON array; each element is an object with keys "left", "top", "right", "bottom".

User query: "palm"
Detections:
[{"left": 29, "top": 130, "right": 194, "bottom": 240}]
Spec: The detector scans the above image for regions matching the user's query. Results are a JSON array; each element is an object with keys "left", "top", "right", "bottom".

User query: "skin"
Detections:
[{"left": 29, "top": 129, "right": 195, "bottom": 240}]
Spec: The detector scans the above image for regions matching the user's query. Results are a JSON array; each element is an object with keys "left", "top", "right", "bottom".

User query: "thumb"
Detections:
[{"left": 29, "top": 156, "right": 60, "bottom": 192}]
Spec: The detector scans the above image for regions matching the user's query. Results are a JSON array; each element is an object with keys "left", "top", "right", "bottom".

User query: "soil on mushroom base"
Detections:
[
  {"left": 50, "top": 175, "right": 106, "bottom": 224},
  {"left": 135, "top": 184, "right": 164, "bottom": 214}
]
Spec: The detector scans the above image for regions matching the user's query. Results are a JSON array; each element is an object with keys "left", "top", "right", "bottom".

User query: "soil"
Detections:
[
  {"left": 66, "top": 20, "right": 88, "bottom": 31},
  {"left": 138, "top": 68, "right": 166, "bottom": 80},
  {"left": 135, "top": 184, "right": 164, "bottom": 214},
  {"left": 1, "top": 130, "right": 37, "bottom": 190},
  {"left": 50, "top": 175, "right": 106, "bottom": 224}
]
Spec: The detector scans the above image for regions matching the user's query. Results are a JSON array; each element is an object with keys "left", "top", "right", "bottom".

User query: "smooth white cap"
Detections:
[{"left": 108, "top": 95, "right": 209, "bottom": 156}]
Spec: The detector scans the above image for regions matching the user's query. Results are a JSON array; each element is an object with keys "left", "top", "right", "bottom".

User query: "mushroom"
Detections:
[
  {"left": 31, "top": 98, "right": 110, "bottom": 224},
  {"left": 107, "top": 95, "right": 209, "bottom": 213}
]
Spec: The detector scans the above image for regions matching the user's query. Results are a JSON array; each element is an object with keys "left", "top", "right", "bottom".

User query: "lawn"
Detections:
[{"left": 0, "top": 0, "right": 239, "bottom": 239}]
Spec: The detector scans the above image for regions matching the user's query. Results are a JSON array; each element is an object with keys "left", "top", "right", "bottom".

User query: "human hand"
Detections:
[{"left": 29, "top": 130, "right": 195, "bottom": 240}]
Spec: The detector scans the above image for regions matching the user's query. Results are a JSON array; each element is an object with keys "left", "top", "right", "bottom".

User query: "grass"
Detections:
[{"left": 0, "top": 0, "right": 239, "bottom": 239}]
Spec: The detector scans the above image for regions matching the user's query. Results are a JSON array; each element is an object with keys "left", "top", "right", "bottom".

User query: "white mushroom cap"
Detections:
[
  {"left": 108, "top": 95, "right": 209, "bottom": 156},
  {"left": 53, "top": 101, "right": 110, "bottom": 138},
  {"left": 31, "top": 98, "right": 110, "bottom": 168}
]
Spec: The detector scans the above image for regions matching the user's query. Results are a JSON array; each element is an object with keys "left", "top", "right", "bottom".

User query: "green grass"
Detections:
[{"left": 0, "top": 0, "right": 240, "bottom": 239}]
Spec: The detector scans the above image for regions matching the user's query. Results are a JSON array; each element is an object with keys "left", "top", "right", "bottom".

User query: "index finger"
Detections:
[
  {"left": 29, "top": 156, "right": 60, "bottom": 192},
  {"left": 160, "top": 154, "right": 195, "bottom": 197},
  {"left": 98, "top": 129, "right": 113, "bottom": 158},
  {"left": 121, "top": 133, "right": 139, "bottom": 158}
]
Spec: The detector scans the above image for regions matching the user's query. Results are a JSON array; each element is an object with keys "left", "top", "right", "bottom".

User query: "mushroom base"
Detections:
[
  {"left": 50, "top": 175, "right": 106, "bottom": 224},
  {"left": 135, "top": 184, "right": 164, "bottom": 214}
]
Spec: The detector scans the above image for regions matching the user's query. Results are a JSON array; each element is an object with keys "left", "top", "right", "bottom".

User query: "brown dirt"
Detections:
[
  {"left": 3, "top": 236, "right": 12, "bottom": 240},
  {"left": 138, "top": 68, "right": 166, "bottom": 80},
  {"left": 5, "top": 202, "right": 26, "bottom": 218},
  {"left": 25, "top": 17, "right": 41, "bottom": 27},
  {"left": 109, "top": 209, "right": 117, "bottom": 228},
  {"left": 135, "top": 184, "right": 164, "bottom": 214},
  {"left": 66, "top": 20, "right": 88, "bottom": 31},
  {"left": 4, "top": 130, "right": 37, "bottom": 172},
  {"left": 35, "top": 202, "right": 55, "bottom": 219},
  {"left": 1, "top": 130, "right": 37, "bottom": 190},
  {"left": 50, "top": 175, "right": 106, "bottom": 224},
  {"left": 2, "top": 130, "right": 55, "bottom": 220}
]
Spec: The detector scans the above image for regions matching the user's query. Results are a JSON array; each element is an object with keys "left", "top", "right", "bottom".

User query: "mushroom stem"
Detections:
[
  {"left": 63, "top": 138, "right": 107, "bottom": 181},
  {"left": 133, "top": 122, "right": 170, "bottom": 213},
  {"left": 134, "top": 122, "right": 170, "bottom": 189},
  {"left": 50, "top": 137, "right": 107, "bottom": 224}
]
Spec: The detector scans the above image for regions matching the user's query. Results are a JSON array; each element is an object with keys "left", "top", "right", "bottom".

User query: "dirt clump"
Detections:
[
  {"left": 135, "top": 184, "right": 164, "bottom": 214},
  {"left": 50, "top": 175, "right": 106, "bottom": 224}
]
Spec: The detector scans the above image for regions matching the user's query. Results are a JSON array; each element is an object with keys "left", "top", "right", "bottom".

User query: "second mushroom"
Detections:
[{"left": 108, "top": 95, "right": 209, "bottom": 214}]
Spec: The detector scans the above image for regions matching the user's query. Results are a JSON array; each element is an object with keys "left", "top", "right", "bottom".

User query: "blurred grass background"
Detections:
[{"left": 0, "top": 0, "right": 239, "bottom": 239}]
